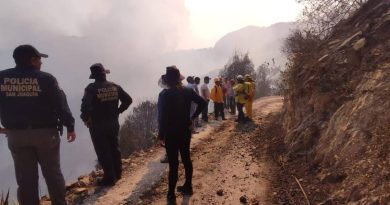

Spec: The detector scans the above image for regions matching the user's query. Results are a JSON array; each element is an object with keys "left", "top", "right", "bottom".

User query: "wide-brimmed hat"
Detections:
[
  {"left": 13, "top": 45, "right": 48, "bottom": 61},
  {"left": 165, "top": 65, "right": 184, "bottom": 85},
  {"left": 89, "top": 63, "right": 110, "bottom": 79}
]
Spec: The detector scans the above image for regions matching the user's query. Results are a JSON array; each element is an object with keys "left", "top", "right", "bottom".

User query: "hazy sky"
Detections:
[
  {"left": 0, "top": 0, "right": 302, "bottom": 195},
  {"left": 181, "top": 0, "right": 303, "bottom": 49}
]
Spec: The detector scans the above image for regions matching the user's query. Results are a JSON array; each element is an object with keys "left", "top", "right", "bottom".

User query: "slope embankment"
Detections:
[{"left": 281, "top": 0, "right": 390, "bottom": 204}]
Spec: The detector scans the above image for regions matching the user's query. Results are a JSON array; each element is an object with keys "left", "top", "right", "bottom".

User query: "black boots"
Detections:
[{"left": 177, "top": 185, "right": 193, "bottom": 195}]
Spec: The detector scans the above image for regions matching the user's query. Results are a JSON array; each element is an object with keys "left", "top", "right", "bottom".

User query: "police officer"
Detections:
[
  {"left": 80, "top": 63, "right": 132, "bottom": 186},
  {"left": 0, "top": 45, "right": 76, "bottom": 205}
]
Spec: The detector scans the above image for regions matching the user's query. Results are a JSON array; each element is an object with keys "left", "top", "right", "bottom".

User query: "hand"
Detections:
[
  {"left": 67, "top": 132, "right": 76, "bottom": 142},
  {"left": 159, "top": 139, "right": 165, "bottom": 147}
]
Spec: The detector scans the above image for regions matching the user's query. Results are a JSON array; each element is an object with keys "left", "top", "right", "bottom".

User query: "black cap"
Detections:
[
  {"left": 89, "top": 63, "right": 110, "bottom": 79},
  {"left": 13, "top": 45, "right": 48, "bottom": 62}
]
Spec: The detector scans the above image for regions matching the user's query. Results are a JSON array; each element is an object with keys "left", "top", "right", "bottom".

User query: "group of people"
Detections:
[
  {"left": 0, "top": 45, "right": 132, "bottom": 205},
  {"left": 157, "top": 69, "right": 256, "bottom": 204},
  {"left": 0, "top": 44, "right": 257, "bottom": 205},
  {"left": 177, "top": 74, "right": 257, "bottom": 125}
]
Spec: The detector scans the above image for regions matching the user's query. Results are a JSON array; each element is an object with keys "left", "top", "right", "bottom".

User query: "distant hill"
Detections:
[{"left": 163, "top": 22, "right": 296, "bottom": 77}]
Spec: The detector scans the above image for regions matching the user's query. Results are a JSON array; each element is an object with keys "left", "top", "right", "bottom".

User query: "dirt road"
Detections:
[
  {"left": 136, "top": 96, "right": 283, "bottom": 205},
  {"left": 78, "top": 96, "right": 283, "bottom": 205}
]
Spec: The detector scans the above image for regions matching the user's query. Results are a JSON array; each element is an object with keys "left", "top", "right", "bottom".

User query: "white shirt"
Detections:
[{"left": 200, "top": 84, "right": 210, "bottom": 100}]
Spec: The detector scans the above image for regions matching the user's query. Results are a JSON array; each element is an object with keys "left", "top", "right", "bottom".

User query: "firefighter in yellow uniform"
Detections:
[
  {"left": 210, "top": 78, "right": 226, "bottom": 120},
  {"left": 244, "top": 74, "right": 256, "bottom": 120},
  {"left": 233, "top": 75, "right": 249, "bottom": 123}
]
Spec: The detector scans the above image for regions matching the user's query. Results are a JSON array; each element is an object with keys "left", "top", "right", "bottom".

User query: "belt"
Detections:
[{"left": 6, "top": 124, "right": 58, "bottom": 130}]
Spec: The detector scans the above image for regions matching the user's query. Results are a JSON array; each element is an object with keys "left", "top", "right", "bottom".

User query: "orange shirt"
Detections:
[{"left": 210, "top": 85, "right": 224, "bottom": 103}]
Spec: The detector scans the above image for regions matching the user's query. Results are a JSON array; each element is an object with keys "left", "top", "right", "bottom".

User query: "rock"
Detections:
[
  {"left": 216, "top": 189, "right": 224, "bottom": 196},
  {"left": 74, "top": 188, "right": 88, "bottom": 194},
  {"left": 77, "top": 175, "right": 88, "bottom": 180},
  {"left": 353, "top": 38, "right": 366, "bottom": 50},
  {"left": 370, "top": 48, "right": 382, "bottom": 56},
  {"left": 240, "top": 195, "right": 248, "bottom": 204},
  {"left": 65, "top": 181, "right": 79, "bottom": 190},
  {"left": 79, "top": 176, "right": 90, "bottom": 186}
]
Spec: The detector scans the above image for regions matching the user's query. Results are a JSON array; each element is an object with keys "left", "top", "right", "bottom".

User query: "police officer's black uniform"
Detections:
[
  {"left": 0, "top": 45, "right": 75, "bottom": 205},
  {"left": 80, "top": 63, "right": 132, "bottom": 186}
]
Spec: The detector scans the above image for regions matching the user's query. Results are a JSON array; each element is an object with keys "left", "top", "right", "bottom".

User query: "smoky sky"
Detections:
[
  {"left": 0, "top": 0, "right": 192, "bottom": 195},
  {"left": 0, "top": 0, "right": 295, "bottom": 196},
  {"left": 0, "top": 0, "right": 190, "bottom": 98}
]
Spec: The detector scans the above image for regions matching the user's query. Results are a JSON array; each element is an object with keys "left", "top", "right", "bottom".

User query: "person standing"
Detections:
[
  {"left": 223, "top": 78, "right": 230, "bottom": 109},
  {"left": 194, "top": 77, "right": 200, "bottom": 95},
  {"left": 193, "top": 77, "right": 201, "bottom": 127},
  {"left": 233, "top": 75, "right": 249, "bottom": 123},
  {"left": 185, "top": 76, "right": 195, "bottom": 91},
  {"left": 158, "top": 66, "right": 206, "bottom": 204},
  {"left": 200, "top": 76, "right": 210, "bottom": 122},
  {"left": 0, "top": 45, "right": 76, "bottom": 205},
  {"left": 228, "top": 79, "right": 236, "bottom": 115},
  {"left": 185, "top": 76, "right": 198, "bottom": 132},
  {"left": 244, "top": 74, "right": 256, "bottom": 120},
  {"left": 81, "top": 63, "right": 132, "bottom": 186},
  {"left": 210, "top": 78, "right": 226, "bottom": 120},
  {"left": 158, "top": 75, "right": 169, "bottom": 164}
]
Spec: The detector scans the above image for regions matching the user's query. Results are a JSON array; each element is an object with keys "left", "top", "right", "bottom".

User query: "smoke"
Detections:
[{"left": 0, "top": 0, "right": 191, "bottom": 194}]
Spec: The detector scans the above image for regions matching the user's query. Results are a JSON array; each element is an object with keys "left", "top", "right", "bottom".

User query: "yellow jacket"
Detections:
[
  {"left": 233, "top": 83, "right": 249, "bottom": 104},
  {"left": 210, "top": 85, "right": 224, "bottom": 103},
  {"left": 245, "top": 82, "right": 256, "bottom": 101}
]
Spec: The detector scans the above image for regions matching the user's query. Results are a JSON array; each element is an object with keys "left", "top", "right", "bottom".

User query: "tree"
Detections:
[
  {"left": 219, "top": 51, "right": 256, "bottom": 80},
  {"left": 297, "top": 0, "right": 367, "bottom": 36},
  {"left": 119, "top": 100, "right": 158, "bottom": 158},
  {"left": 255, "top": 63, "right": 272, "bottom": 98}
]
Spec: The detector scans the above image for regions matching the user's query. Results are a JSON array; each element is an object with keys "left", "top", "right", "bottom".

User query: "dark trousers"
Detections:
[
  {"left": 201, "top": 100, "right": 209, "bottom": 121},
  {"left": 214, "top": 102, "right": 225, "bottom": 120},
  {"left": 165, "top": 133, "right": 192, "bottom": 194},
  {"left": 229, "top": 96, "right": 236, "bottom": 114},
  {"left": 7, "top": 128, "right": 66, "bottom": 205},
  {"left": 89, "top": 120, "right": 121, "bottom": 181},
  {"left": 237, "top": 103, "right": 246, "bottom": 123}
]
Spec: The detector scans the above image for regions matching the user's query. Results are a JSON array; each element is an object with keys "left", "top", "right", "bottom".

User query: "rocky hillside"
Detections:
[{"left": 282, "top": 0, "right": 390, "bottom": 203}]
